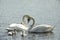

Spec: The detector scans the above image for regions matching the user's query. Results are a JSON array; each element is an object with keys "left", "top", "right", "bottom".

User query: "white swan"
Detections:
[
  {"left": 6, "top": 15, "right": 54, "bottom": 33},
  {"left": 6, "top": 15, "right": 34, "bottom": 31},
  {"left": 22, "top": 15, "right": 54, "bottom": 32},
  {"left": 6, "top": 15, "right": 34, "bottom": 36}
]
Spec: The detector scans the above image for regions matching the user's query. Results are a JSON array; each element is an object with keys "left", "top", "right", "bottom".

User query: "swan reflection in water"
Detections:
[
  {"left": 7, "top": 31, "right": 54, "bottom": 40},
  {"left": 21, "top": 32, "right": 54, "bottom": 40}
]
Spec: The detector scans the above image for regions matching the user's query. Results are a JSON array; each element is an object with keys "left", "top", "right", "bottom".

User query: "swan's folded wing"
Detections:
[{"left": 30, "top": 25, "right": 48, "bottom": 32}]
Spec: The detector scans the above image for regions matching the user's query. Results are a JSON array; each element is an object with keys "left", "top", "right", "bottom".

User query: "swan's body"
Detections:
[
  {"left": 6, "top": 15, "right": 54, "bottom": 33},
  {"left": 29, "top": 24, "right": 54, "bottom": 32},
  {"left": 6, "top": 23, "right": 28, "bottom": 31}
]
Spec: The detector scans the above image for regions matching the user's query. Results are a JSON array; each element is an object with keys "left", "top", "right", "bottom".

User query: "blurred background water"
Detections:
[{"left": 0, "top": 0, "right": 60, "bottom": 40}]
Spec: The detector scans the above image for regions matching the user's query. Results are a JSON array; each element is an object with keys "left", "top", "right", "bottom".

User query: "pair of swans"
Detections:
[{"left": 6, "top": 15, "right": 54, "bottom": 34}]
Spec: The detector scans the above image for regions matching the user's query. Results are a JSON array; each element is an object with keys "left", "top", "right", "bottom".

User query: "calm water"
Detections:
[{"left": 0, "top": 0, "right": 60, "bottom": 40}]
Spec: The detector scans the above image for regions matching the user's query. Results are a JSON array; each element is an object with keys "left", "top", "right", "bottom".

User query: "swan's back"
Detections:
[
  {"left": 16, "top": 24, "right": 28, "bottom": 30},
  {"left": 9, "top": 23, "right": 28, "bottom": 30},
  {"left": 9, "top": 23, "right": 17, "bottom": 27}
]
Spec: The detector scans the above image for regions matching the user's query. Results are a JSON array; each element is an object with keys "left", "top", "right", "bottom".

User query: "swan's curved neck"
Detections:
[{"left": 22, "top": 15, "right": 35, "bottom": 27}]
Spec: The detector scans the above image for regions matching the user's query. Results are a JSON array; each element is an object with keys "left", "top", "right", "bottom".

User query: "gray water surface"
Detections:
[{"left": 0, "top": 0, "right": 60, "bottom": 40}]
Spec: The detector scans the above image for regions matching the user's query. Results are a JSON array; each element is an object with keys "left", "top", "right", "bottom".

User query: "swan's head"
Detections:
[{"left": 21, "top": 15, "right": 35, "bottom": 27}]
